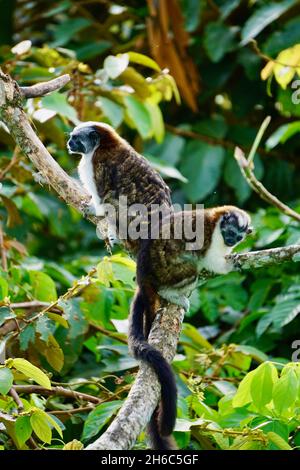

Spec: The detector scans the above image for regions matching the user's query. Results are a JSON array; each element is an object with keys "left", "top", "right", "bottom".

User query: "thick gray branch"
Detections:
[
  {"left": 86, "top": 302, "right": 185, "bottom": 450},
  {"left": 0, "top": 70, "right": 299, "bottom": 450},
  {"left": 20, "top": 74, "right": 71, "bottom": 98}
]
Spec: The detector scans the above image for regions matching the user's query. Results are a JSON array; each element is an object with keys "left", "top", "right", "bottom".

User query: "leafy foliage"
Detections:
[{"left": 0, "top": 0, "right": 300, "bottom": 450}]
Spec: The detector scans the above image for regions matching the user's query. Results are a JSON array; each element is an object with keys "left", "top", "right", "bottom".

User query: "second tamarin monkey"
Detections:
[{"left": 129, "top": 206, "right": 252, "bottom": 449}]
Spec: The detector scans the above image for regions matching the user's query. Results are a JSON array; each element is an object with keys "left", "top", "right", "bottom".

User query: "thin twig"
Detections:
[
  {"left": 247, "top": 116, "right": 271, "bottom": 165},
  {"left": 0, "top": 223, "right": 7, "bottom": 271},
  {"left": 234, "top": 149, "right": 300, "bottom": 223},
  {"left": 9, "top": 387, "right": 24, "bottom": 410},
  {"left": 13, "top": 385, "right": 102, "bottom": 404},
  {"left": 48, "top": 406, "right": 95, "bottom": 416},
  {"left": 165, "top": 123, "right": 296, "bottom": 164}
]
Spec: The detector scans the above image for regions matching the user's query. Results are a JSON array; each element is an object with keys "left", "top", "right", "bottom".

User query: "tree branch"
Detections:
[
  {"left": 0, "top": 71, "right": 300, "bottom": 450},
  {"left": 19, "top": 74, "right": 71, "bottom": 98},
  {"left": 13, "top": 385, "right": 102, "bottom": 404},
  {"left": 234, "top": 118, "right": 300, "bottom": 223}
]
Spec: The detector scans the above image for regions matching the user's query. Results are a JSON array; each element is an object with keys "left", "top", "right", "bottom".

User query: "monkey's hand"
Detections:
[
  {"left": 228, "top": 253, "right": 242, "bottom": 271},
  {"left": 82, "top": 200, "right": 97, "bottom": 217}
]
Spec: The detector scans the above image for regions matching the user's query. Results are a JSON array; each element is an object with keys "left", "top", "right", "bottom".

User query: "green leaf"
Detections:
[
  {"left": 250, "top": 362, "right": 278, "bottom": 411},
  {"left": 147, "top": 155, "right": 188, "bottom": 183},
  {"left": 97, "top": 97, "right": 124, "bottom": 128},
  {"left": 204, "top": 22, "right": 238, "bottom": 62},
  {"left": 0, "top": 368, "right": 13, "bottom": 395},
  {"left": 10, "top": 358, "right": 51, "bottom": 389},
  {"left": 41, "top": 92, "right": 77, "bottom": 122},
  {"left": 267, "top": 432, "right": 292, "bottom": 450},
  {"left": 266, "top": 121, "right": 300, "bottom": 149},
  {"left": 36, "top": 315, "right": 54, "bottom": 342},
  {"left": 273, "top": 368, "right": 298, "bottom": 415},
  {"left": 82, "top": 400, "right": 122, "bottom": 441},
  {"left": 0, "top": 278, "right": 8, "bottom": 300},
  {"left": 180, "top": 141, "right": 225, "bottom": 202},
  {"left": 15, "top": 416, "right": 32, "bottom": 447},
  {"left": 0, "top": 306, "right": 15, "bottom": 326},
  {"left": 124, "top": 95, "right": 152, "bottom": 139},
  {"left": 42, "top": 335, "right": 64, "bottom": 372},
  {"left": 47, "top": 313, "right": 68, "bottom": 328},
  {"left": 240, "top": 0, "right": 297, "bottom": 46},
  {"left": 30, "top": 410, "right": 52, "bottom": 444},
  {"left": 29, "top": 271, "right": 57, "bottom": 302},
  {"left": 144, "top": 102, "right": 165, "bottom": 143},
  {"left": 128, "top": 51, "right": 161, "bottom": 71},
  {"left": 59, "top": 298, "right": 89, "bottom": 340},
  {"left": 75, "top": 41, "right": 111, "bottom": 61},
  {"left": 52, "top": 17, "right": 91, "bottom": 47},
  {"left": 232, "top": 369, "right": 256, "bottom": 408},
  {"left": 19, "top": 324, "right": 36, "bottom": 351}
]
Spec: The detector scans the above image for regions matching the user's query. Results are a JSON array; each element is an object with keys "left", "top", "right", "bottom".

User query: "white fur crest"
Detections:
[
  {"left": 199, "top": 221, "right": 232, "bottom": 274},
  {"left": 78, "top": 152, "right": 105, "bottom": 216}
]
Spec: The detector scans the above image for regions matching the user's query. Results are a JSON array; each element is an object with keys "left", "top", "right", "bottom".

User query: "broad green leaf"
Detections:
[
  {"left": 42, "top": 335, "right": 64, "bottom": 372},
  {"left": 47, "top": 313, "right": 68, "bottom": 328},
  {"left": 250, "top": 362, "right": 278, "bottom": 410},
  {"left": 10, "top": 358, "right": 51, "bottom": 389},
  {"left": 266, "top": 121, "right": 300, "bottom": 149},
  {"left": 97, "top": 97, "right": 124, "bottom": 128},
  {"left": 29, "top": 271, "right": 57, "bottom": 302},
  {"left": 232, "top": 369, "right": 256, "bottom": 408},
  {"left": 147, "top": 156, "right": 188, "bottom": 183},
  {"left": 273, "top": 369, "right": 298, "bottom": 415},
  {"left": 0, "top": 278, "right": 8, "bottom": 300},
  {"left": 38, "top": 409, "right": 63, "bottom": 438},
  {"left": 0, "top": 307, "right": 15, "bottom": 326},
  {"left": 42, "top": 92, "right": 77, "bottom": 122},
  {"left": 76, "top": 41, "right": 111, "bottom": 61},
  {"left": 180, "top": 141, "right": 225, "bottom": 202},
  {"left": 19, "top": 324, "right": 36, "bottom": 351},
  {"left": 36, "top": 315, "right": 54, "bottom": 342},
  {"left": 128, "top": 51, "right": 161, "bottom": 71},
  {"left": 59, "top": 298, "right": 89, "bottom": 340},
  {"left": 204, "top": 22, "right": 238, "bottom": 62},
  {"left": 15, "top": 416, "right": 32, "bottom": 447},
  {"left": 240, "top": 0, "right": 297, "bottom": 46},
  {"left": 0, "top": 368, "right": 13, "bottom": 395},
  {"left": 52, "top": 17, "right": 91, "bottom": 47},
  {"left": 30, "top": 410, "right": 52, "bottom": 444},
  {"left": 124, "top": 95, "right": 152, "bottom": 139},
  {"left": 145, "top": 102, "right": 165, "bottom": 143},
  {"left": 82, "top": 400, "right": 122, "bottom": 441},
  {"left": 267, "top": 432, "right": 292, "bottom": 450}
]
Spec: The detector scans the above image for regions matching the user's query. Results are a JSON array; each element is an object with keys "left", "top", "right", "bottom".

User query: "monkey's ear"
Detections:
[{"left": 89, "top": 129, "right": 100, "bottom": 146}]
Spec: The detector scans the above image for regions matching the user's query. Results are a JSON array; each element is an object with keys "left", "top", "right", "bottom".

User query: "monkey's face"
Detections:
[
  {"left": 220, "top": 210, "right": 252, "bottom": 247},
  {"left": 67, "top": 124, "right": 100, "bottom": 155}
]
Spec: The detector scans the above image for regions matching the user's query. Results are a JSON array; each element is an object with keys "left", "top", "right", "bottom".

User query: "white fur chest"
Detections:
[
  {"left": 78, "top": 153, "right": 103, "bottom": 215},
  {"left": 199, "top": 224, "right": 232, "bottom": 275}
]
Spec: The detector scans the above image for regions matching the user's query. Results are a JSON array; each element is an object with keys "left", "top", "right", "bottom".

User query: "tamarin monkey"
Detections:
[
  {"left": 67, "top": 121, "right": 174, "bottom": 447},
  {"left": 129, "top": 206, "right": 252, "bottom": 449},
  {"left": 67, "top": 121, "right": 172, "bottom": 250}
]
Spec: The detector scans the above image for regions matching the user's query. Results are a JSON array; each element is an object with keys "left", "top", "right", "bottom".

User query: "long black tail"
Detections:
[{"left": 129, "top": 287, "right": 177, "bottom": 446}]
